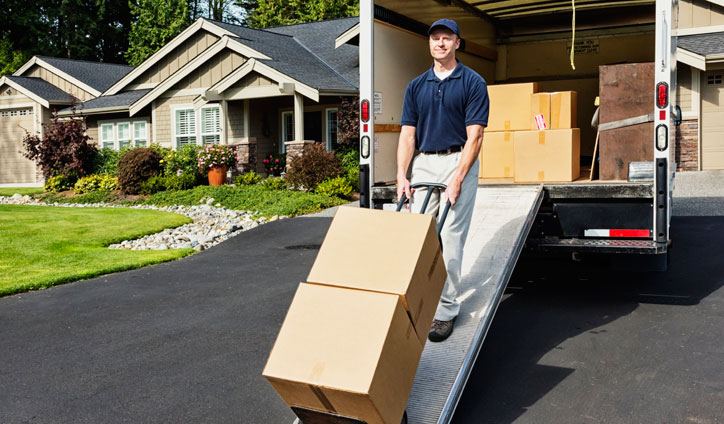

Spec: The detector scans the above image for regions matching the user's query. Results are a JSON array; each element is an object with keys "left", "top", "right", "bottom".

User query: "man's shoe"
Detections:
[{"left": 428, "top": 318, "right": 455, "bottom": 342}]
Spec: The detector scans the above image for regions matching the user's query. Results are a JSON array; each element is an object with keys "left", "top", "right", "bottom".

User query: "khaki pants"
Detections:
[{"left": 410, "top": 151, "right": 478, "bottom": 321}]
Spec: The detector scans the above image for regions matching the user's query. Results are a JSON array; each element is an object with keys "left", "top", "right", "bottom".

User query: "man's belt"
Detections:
[{"left": 421, "top": 145, "right": 462, "bottom": 155}]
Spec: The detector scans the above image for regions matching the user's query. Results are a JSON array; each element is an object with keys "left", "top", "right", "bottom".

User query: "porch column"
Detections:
[
  {"left": 221, "top": 99, "right": 229, "bottom": 144},
  {"left": 243, "top": 99, "right": 250, "bottom": 139},
  {"left": 294, "top": 92, "right": 304, "bottom": 141}
]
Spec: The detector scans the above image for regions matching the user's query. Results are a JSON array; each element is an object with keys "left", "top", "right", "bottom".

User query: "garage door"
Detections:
[
  {"left": 701, "top": 71, "right": 724, "bottom": 170},
  {"left": 0, "top": 108, "right": 36, "bottom": 184}
]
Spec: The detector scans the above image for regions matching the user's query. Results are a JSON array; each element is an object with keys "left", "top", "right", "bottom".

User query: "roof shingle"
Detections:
[
  {"left": 36, "top": 56, "right": 134, "bottom": 93},
  {"left": 5, "top": 76, "right": 73, "bottom": 104},
  {"left": 677, "top": 32, "right": 724, "bottom": 57}
]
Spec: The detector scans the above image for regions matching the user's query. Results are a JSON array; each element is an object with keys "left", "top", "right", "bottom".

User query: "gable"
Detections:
[
  {"left": 134, "top": 30, "right": 221, "bottom": 86},
  {"left": 230, "top": 72, "right": 274, "bottom": 89},
  {"left": 0, "top": 84, "right": 20, "bottom": 97},
  {"left": 169, "top": 50, "right": 246, "bottom": 91},
  {"left": 24, "top": 65, "right": 94, "bottom": 101}
]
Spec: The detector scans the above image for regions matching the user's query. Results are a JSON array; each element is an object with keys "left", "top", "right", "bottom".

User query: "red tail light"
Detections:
[
  {"left": 361, "top": 100, "right": 370, "bottom": 122},
  {"left": 656, "top": 82, "right": 668, "bottom": 109}
]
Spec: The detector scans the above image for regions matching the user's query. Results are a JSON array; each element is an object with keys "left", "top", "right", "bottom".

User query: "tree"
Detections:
[
  {"left": 337, "top": 95, "right": 359, "bottom": 148},
  {"left": 23, "top": 107, "right": 98, "bottom": 180},
  {"left": 125, "top": 0, "right": 191, "bottom": 66},
  {"left": 246, "top": 0, "right": 358, "bottom": 28}
]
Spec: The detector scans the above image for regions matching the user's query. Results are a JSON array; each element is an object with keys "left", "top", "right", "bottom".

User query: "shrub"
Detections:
[
  {"left": 117, "top": 148, "right": 163, "bottom": 194},
  {"left": 163, "top": 173, "right": 197, "bottom": 191},
  {"left": 316, "top": 176, "right": 353, "bottom": 199},
  {"left": 74, "top": 174, "right": 118, "bottom": 194},
  {"left": 140, "top": 175, "right": 166, "bottom": 195},
  {"left": 337, "top": 96, "right": 359, "bottom": 147},
  {"left": 285, "top": 143, "right": 343, "bottom": 191},
  {"left": 44, "top": 175, "right": 74, "bottom": 192},
  {"left": 197, "top": 144, "right": 238, "bottom": 174},
  {"left": 338, "top": 149, "right": 360, "bottom": 192},
  {"left": 23, "top": 108, "right": 97, "bottom": 180},
  {"left": 92, "top": 148, "right": 121, "bottom": 175},
  {"left": 261, "top": 176, "right": 288, "bottom": 190},
  {"left": 262, "top": 153, "right": 286, "bottom": 176},
  {"left": 234, "top": 171, "right": 263, "bottom": 185},
  {"left": 161, "top": 144, "right": 200, "bottom": 177}
]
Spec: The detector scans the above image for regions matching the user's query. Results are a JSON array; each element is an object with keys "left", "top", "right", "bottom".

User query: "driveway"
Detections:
[{"left": 0, "top": 216, "right": 321, "bottom": 423}]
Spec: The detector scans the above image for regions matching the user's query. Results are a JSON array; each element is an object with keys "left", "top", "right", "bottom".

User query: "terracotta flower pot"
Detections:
[{"left": 208, "top": 165, "right": 229, "bottom": 186}]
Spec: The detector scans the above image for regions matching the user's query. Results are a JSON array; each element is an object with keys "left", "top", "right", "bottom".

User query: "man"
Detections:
[{"left": 397, "top": 19, "right": 489, "bottom": 342}]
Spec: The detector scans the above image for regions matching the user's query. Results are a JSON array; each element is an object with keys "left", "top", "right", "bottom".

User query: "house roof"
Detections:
[
  {"left": 208, "top": 19, "right": 358, "bottom": 92},
  {"left": 263, "top": 17, "right": 359, "bottom": 88},
  {"left": 34, "top": 56, "right": 134, "bottom": 93},
  {"left": 58, "top": 89, "right": 150, "bottom": 115},
  {"left": 677, "top": 32, "right": 724, "bottom": 57},
  {"left": 4, "top": 76, "right": 74, "bottom": 104}
]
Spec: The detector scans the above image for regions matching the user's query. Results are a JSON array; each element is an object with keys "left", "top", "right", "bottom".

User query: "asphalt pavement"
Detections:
[{"left": 1, "top": 172, "right": 723, "bottom": 424}]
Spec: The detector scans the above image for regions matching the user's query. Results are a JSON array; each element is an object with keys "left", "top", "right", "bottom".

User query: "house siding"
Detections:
[
  {"left": 136, "top": 31, "right": 220, "bottom": 85},
  {"left": 24, "top": 65, "right": 94, "bottom": 101},
  {"left": 231, "top": 73, "right": 274, "bottom": 89},
  {"left": 677, "top": 64, "right": 693, "bottom": 113},
  {"left": 679, "top": 0, "right": 724, "bottom": 29},
  {"left": 227, "top": 100, "right": 245, "bottom": 141},
  {"left": 171, "top": 51, "right": 246, "bottom": 90}
]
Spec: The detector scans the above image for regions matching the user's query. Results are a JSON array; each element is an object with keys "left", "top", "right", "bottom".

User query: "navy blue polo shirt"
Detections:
[{"left": 400, "top": 60, "right": 489, "bottom": 152}]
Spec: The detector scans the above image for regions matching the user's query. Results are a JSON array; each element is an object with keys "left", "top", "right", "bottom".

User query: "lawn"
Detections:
[
  {"left": 0, "top": 205, "right": 194, "bottom": 296},
  {"left": 0, "top": 187, "right": 44, "bottom": 196}
]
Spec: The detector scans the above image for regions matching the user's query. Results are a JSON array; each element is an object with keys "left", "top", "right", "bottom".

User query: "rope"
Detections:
[{"left": 570, "top": 0, "right": 576, "bottom": 70}]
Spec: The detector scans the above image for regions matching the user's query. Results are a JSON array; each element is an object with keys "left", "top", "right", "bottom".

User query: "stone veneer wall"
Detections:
[
  {"left": 675, "top": 118, "right": 698, "bottom": 172},
  {"left": 284, "top": 140, "right": 317, "bottom": 172},
  {"left": 229, "top": 140, "right": 256, "bottom": 176}
]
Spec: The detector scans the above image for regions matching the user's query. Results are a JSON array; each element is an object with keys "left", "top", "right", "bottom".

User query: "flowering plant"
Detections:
[
  {"left": 262, "top": 153, "right": 286, "bottom": 176},
  {"left": 197, "top": 144, "right": 238, "bottom": 174}
]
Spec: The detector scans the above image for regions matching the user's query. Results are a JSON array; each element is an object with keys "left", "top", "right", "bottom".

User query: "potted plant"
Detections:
[{"left": 197, "top": 145, "right": 238, "bottom": 186}]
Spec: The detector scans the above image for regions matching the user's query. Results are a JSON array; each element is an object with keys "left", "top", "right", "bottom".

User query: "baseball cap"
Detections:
[{"left": 428, "top": 19, "right": 461, "bottom": 37}]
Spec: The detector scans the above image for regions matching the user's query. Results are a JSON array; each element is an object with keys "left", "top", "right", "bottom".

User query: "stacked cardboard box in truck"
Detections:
[
  {"left": 264, "top": 207, "right": 447, "bottom": 424},
  {"left": 480, "top": 82, "right": 580, "bottom": 182}
]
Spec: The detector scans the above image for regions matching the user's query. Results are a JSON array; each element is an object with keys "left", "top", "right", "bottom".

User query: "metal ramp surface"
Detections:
[{"left": 406, "top": 184, "right": 543, "bottom": 424}]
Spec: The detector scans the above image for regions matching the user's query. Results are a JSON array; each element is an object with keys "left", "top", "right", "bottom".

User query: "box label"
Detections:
[{"left": 534, "top": 114, "right": 548, "bottom": 130}]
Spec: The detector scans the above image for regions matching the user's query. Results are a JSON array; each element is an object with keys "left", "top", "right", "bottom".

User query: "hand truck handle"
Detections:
[{"left": 396, "top": 182, "right": 451, "bottom": 236}]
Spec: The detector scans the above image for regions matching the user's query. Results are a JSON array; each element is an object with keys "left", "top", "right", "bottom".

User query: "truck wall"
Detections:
[{"left": 498, "top": 32, "right": 655, "bottom": 156}]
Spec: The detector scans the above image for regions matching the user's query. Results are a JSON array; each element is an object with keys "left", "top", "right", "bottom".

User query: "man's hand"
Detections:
[
  {"left": 397, "top": 176, "right": 414, "bottom": 202},
  {"left": 445, "top": 175, "right": 463, "bottom": 206}
]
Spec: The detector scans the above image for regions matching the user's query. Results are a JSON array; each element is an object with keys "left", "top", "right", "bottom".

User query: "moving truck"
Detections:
[
  {"left": 318, "top": 0, "right": 679, "bottom": 423},
  {"left": 357, "top": 0, "right": 677, "bottom": 265}
]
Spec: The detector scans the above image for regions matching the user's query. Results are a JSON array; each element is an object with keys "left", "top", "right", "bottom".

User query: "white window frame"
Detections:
[
  {"left": 100, "top": 122, "right": 115, "bottom": 150},
  {"left": 19, "top": 109, "right": 27, "bottom": 116},
  {"left": 0, "top": 111, "right": 7, "bottom": 118},
  {"left": 325, "top": 107, "right": 338, "bottom": 152},
  {"left": 172, "top": 105, "right": 197, "bottom": 149},
  {"left": 133, "top": 121, "right": 148, "bottom": 147},
  {"left": 281, "top": 111, "right": 294, "bottom": 153},
  {"left": 200, "top": 105, "right": 222, "bottom": 145},
  {"left": 116, "top": 121, "right": 132, "bottom": 150},
  {"left": 10, "top": 110, "right": 17, "bottom": 116}
]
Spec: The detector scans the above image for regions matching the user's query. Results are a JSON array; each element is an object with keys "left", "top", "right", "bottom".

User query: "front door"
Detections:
[{"left": 701, "top": 71, "right": 724, "bottom": 169}]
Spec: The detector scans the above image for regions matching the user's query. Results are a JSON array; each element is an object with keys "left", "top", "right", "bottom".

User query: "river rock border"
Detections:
[{"left": 1, "top": 194, "right": 282, "bottom": 252}]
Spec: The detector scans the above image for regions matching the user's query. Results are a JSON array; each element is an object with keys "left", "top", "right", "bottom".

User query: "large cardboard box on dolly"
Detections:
[
  {"left": 487, "top": 82, "right": 540, "bottom": 131},
  {"left": 480, "top": 131, "right": 515, "bottom": 179},
  {"left": 514, "top": 129, "right": 581, "bottom": 182},
  {"left": 307, "top": 207, "right": 447, "bottom": 345},
  {"left": 263, "top": 283, "right": 422, "bottom": 424}
]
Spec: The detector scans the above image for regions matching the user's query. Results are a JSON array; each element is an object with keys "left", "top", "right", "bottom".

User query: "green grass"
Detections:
[
  {"left": 0, "top": 205, "right": 194, "bottom": 296},
  {"left": 137, "top": 185, "right": 346, "bottom": 217},
  {"left": 0, "top": 187, "right": 44, "bottom": 196}
]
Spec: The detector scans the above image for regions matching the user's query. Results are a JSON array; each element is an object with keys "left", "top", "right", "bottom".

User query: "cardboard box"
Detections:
[
  {"left": 551, "top": 91, "right": 578, "bottom": 129},
  {"left": 530, "top": 93, "right": 551, "bottom": 130},
  {"left": 263, "top": 283, "right": 422, "bottom": 424},
  {"left": 480, "top": 132, "right": 515, "bottom": 179},
  {"left": 514, "top": 129, "right": 581, "bottom": 182},
  {"left": 487, "top": 82, "right": 540, "bottom": 131},
  {"left": 307, "top": 207, "right": 446, "bottom": 345}
]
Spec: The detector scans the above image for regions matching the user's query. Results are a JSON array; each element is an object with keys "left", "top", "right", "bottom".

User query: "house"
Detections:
[
  {"left": 0, "top": 57, "right": 133, "bottom": 184},
  {"left": 0, "top": 17, "right": 359, "bottom": 185}
]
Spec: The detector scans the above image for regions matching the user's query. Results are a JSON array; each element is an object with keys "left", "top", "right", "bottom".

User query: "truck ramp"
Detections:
[{"left": 406, "top": 184, "right": 543, "bottom": 424}]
